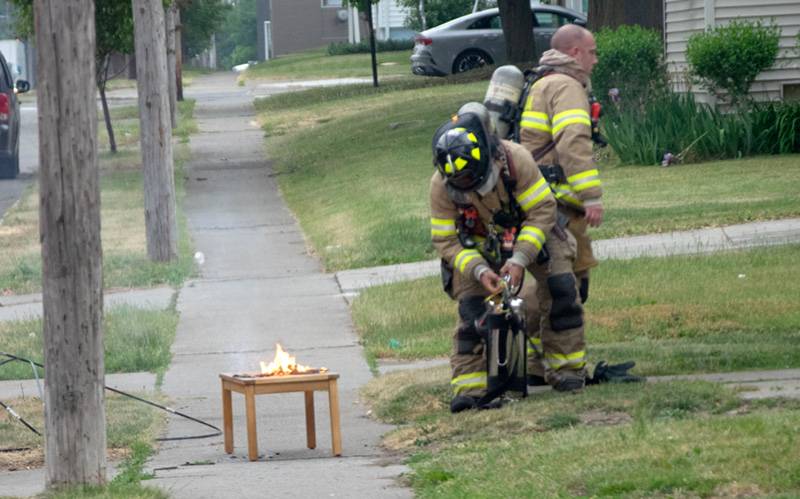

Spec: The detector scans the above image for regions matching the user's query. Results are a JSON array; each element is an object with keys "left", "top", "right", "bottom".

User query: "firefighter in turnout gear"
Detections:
[
  {"left": 518, "top": 25, "right": 602, "bottom": 383},
  {"left": 431, "top": 104, "right": 589, "bottom": 413}
]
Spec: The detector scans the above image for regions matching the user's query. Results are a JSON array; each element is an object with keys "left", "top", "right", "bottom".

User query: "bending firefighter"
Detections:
[{"left": 430, "top": 104, "right": 588, "bottom": 413}]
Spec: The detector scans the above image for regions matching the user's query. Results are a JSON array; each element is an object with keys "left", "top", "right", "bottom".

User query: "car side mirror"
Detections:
[{"left": 14, "top": 80, "right": 30, "bottom": 94}]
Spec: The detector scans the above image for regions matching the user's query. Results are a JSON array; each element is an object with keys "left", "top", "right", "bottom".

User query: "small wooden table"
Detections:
[{"left": 219, "top": 372, "right": 342, "bottom": 462}]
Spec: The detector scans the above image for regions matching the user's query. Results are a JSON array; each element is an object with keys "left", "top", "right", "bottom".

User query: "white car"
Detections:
[{"left": 411, "top": 4, "right": 587, "bottom": 76}]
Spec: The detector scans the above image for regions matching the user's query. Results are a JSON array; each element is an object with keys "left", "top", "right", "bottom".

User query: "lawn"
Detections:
[
  {"left": 352, "top": 244, "right": 800, "bottom": 375},
  {"left": 0, "top": 104, "right": 197, "bottom": 295},
  {"left": 258, "top": 79, "right": 800, "bottom": 272},
  {"left": 242, "top": 47, "right": 413, "bottom": 81},
  {"left": 363, "top": 367, "right": 800, "bottom": 498},
  {"left": 0, "top": 305, "right": 179, "bottom": 381}
]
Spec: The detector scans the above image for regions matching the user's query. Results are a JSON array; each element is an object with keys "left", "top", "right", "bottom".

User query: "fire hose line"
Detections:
[{"left": 0, "top": 351, "right": 221, "bottom": 452}]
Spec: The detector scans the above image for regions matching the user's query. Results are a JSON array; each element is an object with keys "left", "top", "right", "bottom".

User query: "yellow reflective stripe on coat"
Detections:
[
  {"left": 527, "top": 337, "right": 542, "bottom": 355},
  {"left": 451, "top": 371, "right": 487, "bottom": 394},
  {"left": 517, "top": 226, "right": 546, "bottom": 250},
  {"left": 520, "top": 111, "right": 552, "bottom": 133},
  {"left": 430, "top": 217, "right": 457, "bottom": 237},
  {"left": 515, "top": 177, "right": 550, "bottom": 211},
  {"left": 552, "top": 108, "right": 591, "bottom": 135},
  {"left": 454, "top": 249, "right": 480, "bottom": 274},
  {"left": 567, "top": 168, "right": 601, "bottom": 192},
  {"left": 553, "top": 183, "right": 583, "bottom": 207},
  {"left": 545, "top": 350, "right": 586, "bottom": 369}
]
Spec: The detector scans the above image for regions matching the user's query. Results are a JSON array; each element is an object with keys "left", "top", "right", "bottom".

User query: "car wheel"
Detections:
[{"left": 452, "top": 50, "right": 493, "bottom": 74}]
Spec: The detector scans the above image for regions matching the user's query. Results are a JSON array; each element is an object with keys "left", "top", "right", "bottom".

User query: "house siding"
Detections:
[
  {"left": 269, "top": 0, "right": 350, "bottom": 56},
  {"left": 665, "top": 0, "right": 800, "bottom": 102}
]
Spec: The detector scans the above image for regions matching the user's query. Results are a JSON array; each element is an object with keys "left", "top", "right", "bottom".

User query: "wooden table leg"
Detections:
[
  {"left": 245, "top": 385, "right": 259, "bottom": 461},
  {"left": 304, "top": 391, "right": 316, "bottom": 449},
  {"left": 222, "top": 384, "right": 233, "bottom": 454},
  {"left": 328, "top": 379, "right": 342, "bottom": 456}
]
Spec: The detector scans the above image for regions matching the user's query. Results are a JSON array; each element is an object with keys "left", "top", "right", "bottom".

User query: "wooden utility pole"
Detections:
[
  {"left": 133, "top": 0, "right": 179, "bottom": 261},
  {"left": 165, "top": 1, "right": 178, "bottom": 129},
  {"left": 34, "top": 0, "right": 107, "bottom": 487}
]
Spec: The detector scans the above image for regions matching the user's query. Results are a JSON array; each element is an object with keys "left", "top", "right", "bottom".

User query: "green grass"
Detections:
[
  {"left": 352, "top": 245, "right": 800, "bottom": 375},
  {"left": 258, "top": 77, "right": 800, "bottom": 272},
  {"left": 0, "top": 147, "right": 195, "bottom": 295},
  {"left": 99, "top": 98, "right": 198, "bottom": 151},
  {"left": 0, "top": 305, "right": 178, "bottom": 381},
  {"left": 242, "top": 47, "right": 412, "bottom": 81},
  {"left": 363, "top": 367, "right": 800, "bottom": 498}
]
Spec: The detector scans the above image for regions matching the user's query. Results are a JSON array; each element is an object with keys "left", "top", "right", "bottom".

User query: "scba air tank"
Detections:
[{"left": 483, "top": 65, "right": 525, "bottom": 140}]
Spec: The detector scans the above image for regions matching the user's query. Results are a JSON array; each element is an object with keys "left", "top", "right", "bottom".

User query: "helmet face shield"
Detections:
[{"left": 432, "top": 112, "right": 492, "bottom": 192}]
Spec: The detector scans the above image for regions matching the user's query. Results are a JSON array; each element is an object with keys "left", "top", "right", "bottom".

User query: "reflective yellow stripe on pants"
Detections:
[{"left": 451, "top": 371, "right": 487, "bottom": 395}]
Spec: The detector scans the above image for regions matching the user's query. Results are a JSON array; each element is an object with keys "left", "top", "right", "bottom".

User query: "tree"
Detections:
[
  {"left": 34, "top": 0, "right": 106, "bottom": 487},
  {"left": 180, "top": 0, "right": 229, "bottom": 59},
  {"left": 497, "top": 0, "right": 534, "bottom": 64},
  {"left": 10, "top": 0, "right": 135, "bottom": 154},
  {"left": 398, "top": 0, "right": 473, "bottom": 32},
  {"left": 133, "top": 0, "right": 179, "bottom": 261},
  {"left": 216, "top": 0, "right": 256, "bottom": 69},
  {"left": 345, "top": 0, "right": 380, "bottom": 87}
]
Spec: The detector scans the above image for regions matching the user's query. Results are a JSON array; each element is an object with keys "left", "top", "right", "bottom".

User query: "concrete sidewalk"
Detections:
[
  {"left": 144, "top": 73, "right": 410, "bottom": 498},
  {"left": 335, "top": 218, "right": 800, "bottom": 293}
]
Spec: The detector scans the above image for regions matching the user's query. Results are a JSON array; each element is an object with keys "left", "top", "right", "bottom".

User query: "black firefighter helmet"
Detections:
[{"left": 433, "top": 112, "right": 494, "bottom": 192}]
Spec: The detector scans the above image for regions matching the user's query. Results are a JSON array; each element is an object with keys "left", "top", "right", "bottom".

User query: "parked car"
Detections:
[
  {"left": 411, "top": 4, "right": 587, "bottom": 76},
  {"left": 0, "top": 50, "right": 29, "bottom": 180}
]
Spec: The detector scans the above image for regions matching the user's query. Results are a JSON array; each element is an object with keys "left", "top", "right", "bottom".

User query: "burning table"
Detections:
[{"left": 220, "top": 344, "right": 342, "bottom": 461}]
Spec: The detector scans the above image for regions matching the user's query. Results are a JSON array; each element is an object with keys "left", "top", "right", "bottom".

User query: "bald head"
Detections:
[
  {"left": 551, "top": 24, "right": 591, "bottom": 52},
  {"left": 550, "top": 24, "right": 597, "bottom": 75}
]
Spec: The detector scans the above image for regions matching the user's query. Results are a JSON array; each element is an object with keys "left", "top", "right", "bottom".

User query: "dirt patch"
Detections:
[
  {"left": 711, "top": 482, "right": 765, "bottom": 498},
  {"left": 581, "top": 410, "right": 633, "bottom": 427},
  {"left": 0, "top": 447, "right": 130, "bottom": 472}
]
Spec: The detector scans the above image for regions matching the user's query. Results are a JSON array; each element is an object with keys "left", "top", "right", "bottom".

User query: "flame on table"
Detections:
[{"left": 260, "top": 343, "right": 311, "bottom": 376}]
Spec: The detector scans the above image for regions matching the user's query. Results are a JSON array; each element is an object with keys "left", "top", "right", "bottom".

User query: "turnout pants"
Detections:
[{"left": 449, "top": 229, "right": 587, "bottom": 397}]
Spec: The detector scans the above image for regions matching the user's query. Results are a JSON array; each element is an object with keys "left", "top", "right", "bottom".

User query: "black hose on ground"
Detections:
[{"left": 0, "top": 351, "right": 221, "bottom": 449}]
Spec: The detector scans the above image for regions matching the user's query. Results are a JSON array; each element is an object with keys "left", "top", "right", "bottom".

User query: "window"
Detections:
[
  {"left": 322, "top": 0, "right": 343, "bottom": 7},
  {"left": 468, "top": 14, "right": 502, "bottom": 30},
  {"left": 535, "top": 12, "right": 572, "bottom": 28}
]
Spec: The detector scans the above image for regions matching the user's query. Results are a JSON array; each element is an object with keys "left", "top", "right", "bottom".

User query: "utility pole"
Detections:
[
  {"left": 166, "top": 1, "right": 178, "bottom": 129},
  {"left": 34, "top": 0, "right": 106, "bottom": 487},
  {"left": 133, "top": 0, "right": 179, "bottom": 261}
]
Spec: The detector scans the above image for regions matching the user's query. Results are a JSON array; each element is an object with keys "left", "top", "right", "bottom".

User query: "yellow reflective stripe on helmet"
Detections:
[
  {"left": 552, "top": 108, "right": 591, "bottom": 135},
  {"left": 455, "top": 249, "right": 480, "bottom": 274},
  {"left": 471, "top": 147, "right": 481, "bottom": 160},
  {"left": 515, "top": 177, "right": 550, "bottom": 211},
  {"left": 451, "top": 371, "right": 487, "bottom": 394},
  {"left": 454, "top": 157, "right": 468, "bottom": 171},
  {"left": 467, "top": 132, "right": 478, "bottom": 143},
  {"left": 520, "top": 111, "right": 552, "bottom": 133},
  {"left": 430, "top": 218, "right": 457, "bottom": 237},
  {"left": 544, "top": 350, "right": 586, "bottom": 369},
  {"left": 567, "top": 168, "right": 601, "bottom": 192},
  {"left": 517, "top": 226, "right": 546, "bottom": 251}
]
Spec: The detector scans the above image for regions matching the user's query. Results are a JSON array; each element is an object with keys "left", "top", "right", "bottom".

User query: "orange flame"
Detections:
[{"left": 260, "top": 343, "right": 311, "bottom": 376}]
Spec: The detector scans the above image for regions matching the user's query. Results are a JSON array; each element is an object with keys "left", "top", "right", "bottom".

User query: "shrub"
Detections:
[
  {"left": 327, "top": 39, "right": 414, "bottom": 56},
  {"left": 604, "top": 94, "right": 800, "bottom": 165},
  {"left": 686, "top": 20, "right": 781, "bottom": 107},
  {"left": 593, "top": 25, "right": 667, "bottom": 110},
  {"left": 397, "top": 0, "right": 491, "bottom": 31}
]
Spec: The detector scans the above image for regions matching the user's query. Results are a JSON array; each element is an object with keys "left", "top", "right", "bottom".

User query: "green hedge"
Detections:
[{"left": 327, "top": 39, "right": 414, "bottom": 55}]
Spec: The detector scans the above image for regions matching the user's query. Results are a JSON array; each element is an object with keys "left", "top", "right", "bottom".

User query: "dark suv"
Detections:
[{"left": 0, "top": 50, "right": 29, "bottom": 179}]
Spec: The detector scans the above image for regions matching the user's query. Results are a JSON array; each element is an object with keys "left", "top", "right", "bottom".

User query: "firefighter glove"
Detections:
[{"left": 587, "top": 360, "right": 645, "bottom": 385}]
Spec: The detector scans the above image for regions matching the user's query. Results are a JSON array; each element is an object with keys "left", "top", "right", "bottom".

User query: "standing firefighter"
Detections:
[
  {"left": 431, "top": 104, "right": 589, "bottom": 413},
  {"left": 519, "top": 24, "right": 602, "bottom": 305}
]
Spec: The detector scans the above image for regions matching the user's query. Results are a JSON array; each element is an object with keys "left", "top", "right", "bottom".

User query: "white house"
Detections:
[{"left": 665, "top": 0, "right": 800, "bottom": 102}]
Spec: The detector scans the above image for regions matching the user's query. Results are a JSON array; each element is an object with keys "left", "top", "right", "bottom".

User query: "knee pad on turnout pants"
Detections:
[
  {"left": 456, "top": 296, "right": 487, "bottom": 354},
  {"left": 547, "top": 273, "right": 583, "bottom": 332}
]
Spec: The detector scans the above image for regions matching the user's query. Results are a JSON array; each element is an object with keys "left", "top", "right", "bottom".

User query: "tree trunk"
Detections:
[
  {"left": 497, "top": 0, "right": 534, "bottom": 65},
  {"left": 165, "top": 2, "right": 178, "bottom": 129},
  {"left": 365, "top": 3, "right": 378, "bottom": 87},
  {"left": 34, "top": 0, "right": 106, "bottom": 488},
  {"left": 175, "top": 8, "right": 184, "bottom": 102},
  {"left": 98, "top": 55, "right": 117, "bottom": 153},
  {"left": 132, "top": 0, "right": 178, "bottom": 262},
  {"left": 588, "top": 0, "right": 664, "bottom": 33}
]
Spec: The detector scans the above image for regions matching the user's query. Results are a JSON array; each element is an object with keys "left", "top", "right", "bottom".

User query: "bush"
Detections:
[
  {"left": 604, "top": 94, "right": 800, "bottom": 165},
  {"left": 686, "top": 20, "right": 781, "bottom": 107},
  {"left": 397, "top": 0, "right": 491, "bottom": 31},
  {"left": 592, "top": 25, "right": 667, "bottom": 110},
  {"left": 327, "top": 39, "right": 414, "bottom": 56}
]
